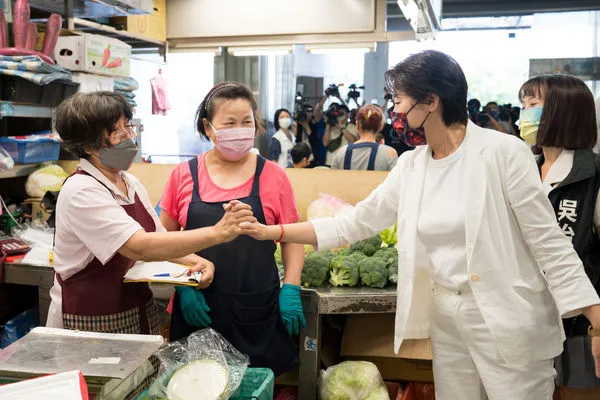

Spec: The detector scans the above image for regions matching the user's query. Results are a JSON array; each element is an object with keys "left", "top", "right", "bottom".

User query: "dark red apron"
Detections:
[{"left": 56, "top": 169, "right": 159, "bottom": 334}]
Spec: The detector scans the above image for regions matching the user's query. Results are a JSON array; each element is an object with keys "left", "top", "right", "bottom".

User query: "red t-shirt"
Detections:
[{"left": 161, "top": 153, "right": 299, "bottom": 228}]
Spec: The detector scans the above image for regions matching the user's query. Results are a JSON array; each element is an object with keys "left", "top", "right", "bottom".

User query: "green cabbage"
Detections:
[{"left": 320, "top": 361, "right": 389, "bottom": 400}]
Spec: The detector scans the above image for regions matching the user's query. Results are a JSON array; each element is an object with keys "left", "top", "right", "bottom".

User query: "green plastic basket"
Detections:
[{"left": 231, "top": 368, "right": 275, "bottom": 400}]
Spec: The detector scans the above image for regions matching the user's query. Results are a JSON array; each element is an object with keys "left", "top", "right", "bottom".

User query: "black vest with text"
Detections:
[{"left": 539, "top": 149, "right": 600, "bottom": 336}]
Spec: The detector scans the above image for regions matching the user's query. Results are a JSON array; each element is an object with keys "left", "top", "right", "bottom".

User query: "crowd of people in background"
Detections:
[{"left": 266, "top": 89, "right": 530, "bottom": 172}]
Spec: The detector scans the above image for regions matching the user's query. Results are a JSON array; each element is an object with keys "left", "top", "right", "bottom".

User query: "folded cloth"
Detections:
[
  {"left": 114, "top": 77, "right": 139, "bottom": 91},
  {"left": 0, "top": 55, "right": 71, "bottom": 84},
  {"left": 115, "top": 89, "right": 135, "bottom": 100}
]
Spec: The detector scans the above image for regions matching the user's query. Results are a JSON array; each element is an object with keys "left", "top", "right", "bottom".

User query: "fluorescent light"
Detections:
[
  {"left": 306, "top": 42, "right": 375, "bottom": 54},
  {"left": 169, "top": 45, "right": 222, "bottom": 55},
  {"left": 229, "top": 46, "right": 294, "bottom": 57}
]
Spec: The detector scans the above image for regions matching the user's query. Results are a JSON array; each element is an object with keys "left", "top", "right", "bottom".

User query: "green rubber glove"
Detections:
[
  {"left": 176, "top": 286, "right": 212, "bottom": 328},
  {"left": 279, "top": 284, "right": 306, "bottom": 336}
]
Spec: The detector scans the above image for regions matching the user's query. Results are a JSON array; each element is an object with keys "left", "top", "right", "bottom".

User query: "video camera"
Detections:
[
  {"left": 294, "top": 92, "right": 314, "bottom": 123},
  {"left": 347, "top": 84, "right": 364, "bottom": 101},
  {"left": 325, "top": 84, "right": 340, "bottom": 98},
  {"left": 324, "top": 103, "right": 342, "bottom": 126}
]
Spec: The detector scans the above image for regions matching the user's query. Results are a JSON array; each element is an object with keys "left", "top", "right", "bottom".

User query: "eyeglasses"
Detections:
[{"left": 110, "top": 124, "right": 137, "bottom": 142}]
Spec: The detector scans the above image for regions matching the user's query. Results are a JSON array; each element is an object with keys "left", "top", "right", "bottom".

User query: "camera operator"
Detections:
[
  {"left": 482, "top": 102, "right": 517, "bottom": 135},
  {"left": 322, "top": 104, "right": 358, "bottom": 166},
  {"left": 295, "top": 103, "right": 321, "bottom": 165}
]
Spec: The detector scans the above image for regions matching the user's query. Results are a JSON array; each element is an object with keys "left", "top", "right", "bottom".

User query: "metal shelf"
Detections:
[
  {"left": 0, "top": 103, "right": 54, "bottom": 119},
  {"left": 70, "top": 18, "right": 166, "bottom": 56},
  {"left": 30, "top": 0, "right": 152, "bottom": 18},
  {"left": 0, "top": 164, "right": 41, "bottom": 179}
]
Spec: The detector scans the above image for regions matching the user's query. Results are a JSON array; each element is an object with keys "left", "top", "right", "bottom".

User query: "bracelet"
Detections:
[{"left": 277, "top": 224, "right": 286, "bottom": 243}]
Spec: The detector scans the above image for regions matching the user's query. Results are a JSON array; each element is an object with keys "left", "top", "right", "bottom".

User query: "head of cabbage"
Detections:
[
  {"left": 320, "top": 361, "right": 390, "bottom": 400},
  {"left": 25, "top": 165, "right": 68, "bottom": 199}
]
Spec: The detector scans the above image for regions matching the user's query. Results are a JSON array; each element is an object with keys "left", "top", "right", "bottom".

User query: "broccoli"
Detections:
[
  {"left": 348, "top": 251, "right": 368, "bottom": 264},
  {"left": 350, "top": 235, "right": 383, "bottom": 256},
  {"left": 301, "top": 251, "right": 334, "bottom": 287},
  {"left": 329, "top": 253, "right": 360, "bottom": 287},
  {"left": 358, "top": 257, "right": 389, "bottom": 288},
  {"left": 374, "top": 247, "right": 398, "bottom": 284}
]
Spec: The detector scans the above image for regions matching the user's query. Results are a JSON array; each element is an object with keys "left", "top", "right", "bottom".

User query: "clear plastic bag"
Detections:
[
  {"left": 0, "top": 145, "right": 14, "bottom": 171},
  {"left": 144, "top": 328, "right": 249, "bottom": 400},
  {"left": 307, "top": 193, "right": 354, "bottom": 221},
  {"left": 319, "top": 361, "right": 390, "bottom": 400}
]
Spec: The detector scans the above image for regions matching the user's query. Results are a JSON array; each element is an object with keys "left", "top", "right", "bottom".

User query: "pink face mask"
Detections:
[{"left": 210, "top": 123, "right": 255, "bottom": 161}]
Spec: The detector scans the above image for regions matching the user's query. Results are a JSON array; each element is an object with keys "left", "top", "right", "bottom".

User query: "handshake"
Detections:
[{"left": 215, "top": 200, "right": 266, "bottom": 243}]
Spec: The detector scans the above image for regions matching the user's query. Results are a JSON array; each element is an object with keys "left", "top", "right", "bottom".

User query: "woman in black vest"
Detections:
[
  {"left": 330, "top": 104, "right": 398, "bottom": 171},
  {"left": 520, "top": 75, "right": 600, "bottom": 399}
]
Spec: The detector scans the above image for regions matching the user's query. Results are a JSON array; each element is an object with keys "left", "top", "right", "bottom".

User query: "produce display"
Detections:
[
  {"left": 275, "top": 225, "right": 399, "bottom": 288},
  {"left": 320, "top": 361, "right": 390, "bottom": 400}
]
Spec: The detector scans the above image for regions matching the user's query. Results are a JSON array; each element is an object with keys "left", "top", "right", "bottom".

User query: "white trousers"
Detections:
[{"left": 430, "top": 284, "right": 556, "bottom": 400}]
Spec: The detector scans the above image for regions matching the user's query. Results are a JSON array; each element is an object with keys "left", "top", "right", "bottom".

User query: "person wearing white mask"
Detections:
[
  {"left": 270, "top": 108, "right": 295, "bottom": 168},
  {"left": 160, "top": 82, "right": 305, "bottom": 376}
]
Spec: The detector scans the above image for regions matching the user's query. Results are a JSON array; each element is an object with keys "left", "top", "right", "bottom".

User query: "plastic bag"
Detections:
[
  {"left": 0, "top": 146, "right": 14, "bottom": 171},
  {"left": 320, "top": 361, "right": 390, "bottom": 400},
  {"left": 307, "top": 193, "right": 354, "bottom": 221},
  {"left": 25, "top": 164, "right": 68, "bottom": 198},
  {"left": 144, "top": 328, "right": 249, "bottom": 400}
]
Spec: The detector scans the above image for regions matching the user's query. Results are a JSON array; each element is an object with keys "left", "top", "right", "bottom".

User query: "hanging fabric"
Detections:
[{"left": 150, "top": 69, "right": 169, "bottom": 115}]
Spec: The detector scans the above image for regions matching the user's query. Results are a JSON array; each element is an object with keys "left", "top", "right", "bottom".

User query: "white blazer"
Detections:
[{"left": 313, "top": 121, "right": 600, "bottom": 367}]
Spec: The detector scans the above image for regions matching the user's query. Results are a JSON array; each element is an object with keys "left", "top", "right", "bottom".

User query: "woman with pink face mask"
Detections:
[{"left": 160, "top": 82, "right": 305, "bottom": 376}]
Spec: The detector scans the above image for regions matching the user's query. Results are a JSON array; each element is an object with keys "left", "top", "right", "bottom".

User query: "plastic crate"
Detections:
[
  {"left": 231, "top": 368, "right": 275, "bottom": 400},
  {"left": 1, "top": 76, "right": 80, "bottom": 106},
  {"left": 0, "top": 135, "right": 60, "bottom": 163}
]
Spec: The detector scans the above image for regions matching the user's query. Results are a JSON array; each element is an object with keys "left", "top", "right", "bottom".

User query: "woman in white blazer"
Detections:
[{"left": 241, "top": 51, "right": 600, "bottom": 400}]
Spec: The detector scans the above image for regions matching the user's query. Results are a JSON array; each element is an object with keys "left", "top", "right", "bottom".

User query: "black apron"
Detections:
[
  {"left": 343, "top": 142, "right": 379, "bottom": 171},
  {"left": 170, "top": 155, "right": 299, "bottom": 376}
]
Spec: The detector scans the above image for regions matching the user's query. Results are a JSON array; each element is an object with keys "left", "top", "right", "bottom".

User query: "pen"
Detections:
[{"left": 153, "top": 273, "right": 171, "bottom": 277}]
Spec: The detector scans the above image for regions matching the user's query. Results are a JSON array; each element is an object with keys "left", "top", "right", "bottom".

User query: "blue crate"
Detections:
[{"left": 0, "top": 135, "right": 60, "bottom": 164}]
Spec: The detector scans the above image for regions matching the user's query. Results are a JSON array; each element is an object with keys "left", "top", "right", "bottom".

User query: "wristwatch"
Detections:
[{"left": 589, "top": 325, "right": 600, "bottom": 337}]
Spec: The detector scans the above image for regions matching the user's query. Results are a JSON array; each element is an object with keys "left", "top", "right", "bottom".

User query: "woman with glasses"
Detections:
[{"left": 47, "top": 92, "right": 257, "bottom": 335}]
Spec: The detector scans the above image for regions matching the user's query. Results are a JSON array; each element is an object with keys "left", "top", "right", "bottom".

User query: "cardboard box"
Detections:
[
  {"left": 112, "top": 0, "right": 166, "bottom": 42},
  {"left": 53, "top": 34, "right": 131, "bottom": 77},
  {"left": 341, "top": 314, "right": 434, "bottom": 382},
  {"left": 71, "top": 72, "right": 115, "bottom": 93}
]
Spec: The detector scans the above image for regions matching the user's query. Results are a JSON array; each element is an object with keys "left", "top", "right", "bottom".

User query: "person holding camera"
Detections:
[
  {"left": 322, "top": 104, "right": 358, "bottom": 166},
  {"left": 295, "top": 104, "right": 320, "bottom": 164},
  {"left": 269, "top": 108, "right": 295, "bottom": 168},
  {"left": 331, "top": 104, "right": 398, "bottom": 171}
]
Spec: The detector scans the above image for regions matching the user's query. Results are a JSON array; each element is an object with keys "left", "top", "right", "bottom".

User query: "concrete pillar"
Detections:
[{"left": 363, "top": 42, "right": 389, "bottom": 107}]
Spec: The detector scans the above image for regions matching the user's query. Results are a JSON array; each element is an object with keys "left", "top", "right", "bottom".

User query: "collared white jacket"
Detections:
[{"left": 312, "top": 121, "right": 600, "bottom": 367}]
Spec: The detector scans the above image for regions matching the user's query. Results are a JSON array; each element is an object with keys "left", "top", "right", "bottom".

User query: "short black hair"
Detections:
[
  {"left": 291, "top": 142, "right": 311, "bottom": 164},
  {"left": 195, "top": 82, "right": 263, "bottom": 138},
  {"left": 274, "top": 108, "right": 292, "bottom": 131},
  {"left": 55, "top": 91, "right": 132, "bottom": 158},
  {"left": 519, "top": 75, "right": 597, "bottom": 149},
  {"left": 385, "top": 50, "right": 468, "bottom": 126}
]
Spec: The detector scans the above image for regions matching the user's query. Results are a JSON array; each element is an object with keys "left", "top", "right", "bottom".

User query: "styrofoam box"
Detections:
[
  {"left": 71, "top": 72, "right": 115, "bottom": 93},
  {"left": 53, "top": 33, "right": 131, "bottom": 77}
]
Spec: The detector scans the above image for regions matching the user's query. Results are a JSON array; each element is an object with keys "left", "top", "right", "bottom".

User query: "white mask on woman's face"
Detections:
[{"left": 279, "top": 117, "right": 292, "bottom": 129}]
